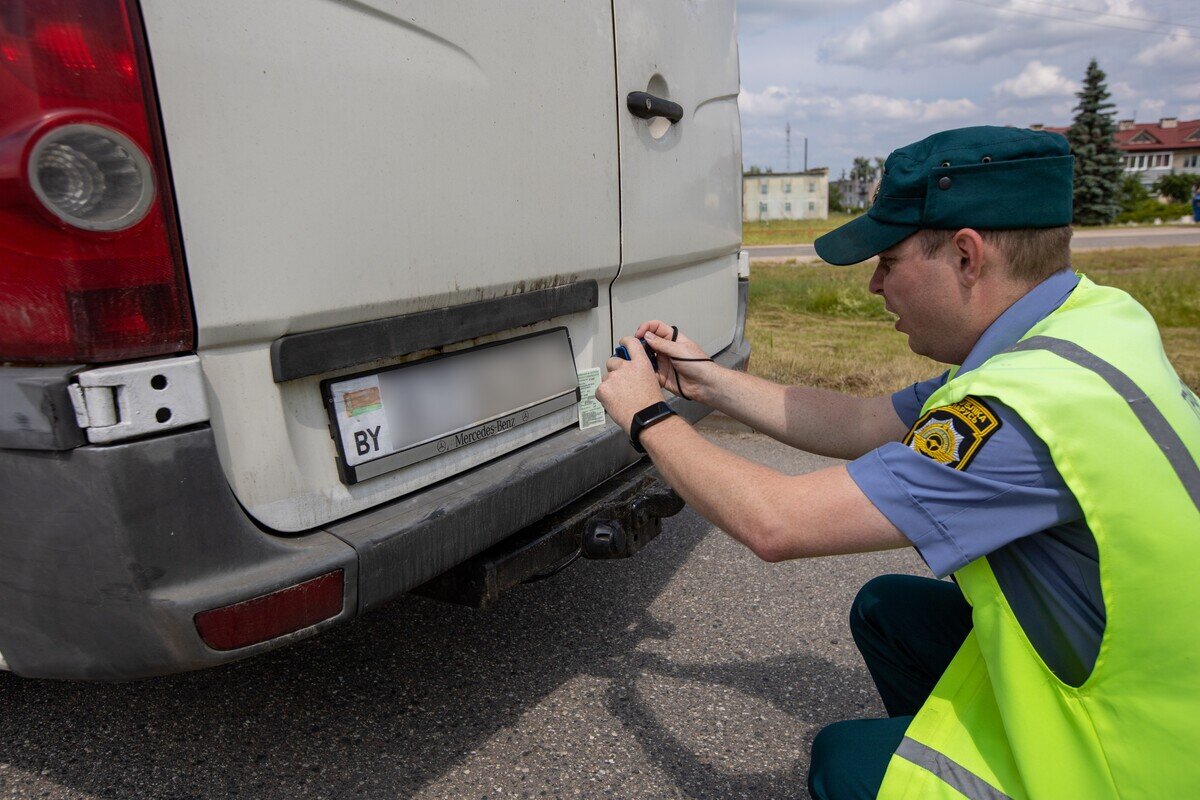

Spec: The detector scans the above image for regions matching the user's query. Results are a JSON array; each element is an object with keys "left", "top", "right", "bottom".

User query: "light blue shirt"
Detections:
[{"left": 848, "top": 268, "right": 1104, "bottom": 685}]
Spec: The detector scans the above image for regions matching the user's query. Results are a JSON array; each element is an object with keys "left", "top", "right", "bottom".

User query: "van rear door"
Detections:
[
  {"left": 138, "top": 1, "right": 621, "bottom": 531},
  {"left": 609, "top": 0, "right": 742, "bottom": 356}
]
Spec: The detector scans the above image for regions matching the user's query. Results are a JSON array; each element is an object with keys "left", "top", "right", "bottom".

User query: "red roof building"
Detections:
[{"left": 1033, "top": 118, "right": 1200, "bottom": 187}]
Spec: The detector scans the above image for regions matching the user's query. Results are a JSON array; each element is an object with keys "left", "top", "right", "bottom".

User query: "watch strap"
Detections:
[{"left": 629, "top": 401, "right": 676, "bottom": 453}]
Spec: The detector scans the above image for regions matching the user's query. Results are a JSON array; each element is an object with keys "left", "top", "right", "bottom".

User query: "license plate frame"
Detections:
[{"left": 321, "top": 327, "right": 580, "bottom": 485}]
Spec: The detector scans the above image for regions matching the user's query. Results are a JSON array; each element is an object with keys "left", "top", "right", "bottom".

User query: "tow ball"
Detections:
[
  {"left": 413, "top": 465, "right": 685, "bottom": 607},
  {"left": 582, "top": 487, "right": 684, "bottom": 560}
]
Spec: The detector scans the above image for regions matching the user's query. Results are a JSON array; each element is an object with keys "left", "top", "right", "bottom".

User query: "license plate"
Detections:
[{"left": 322, "top": 328, "right": 580, "bottom": 485}]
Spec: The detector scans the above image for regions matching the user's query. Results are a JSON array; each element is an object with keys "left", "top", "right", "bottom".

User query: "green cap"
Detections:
[{"left": 814, "top": 126, "right": 1074, "bottom": 266}]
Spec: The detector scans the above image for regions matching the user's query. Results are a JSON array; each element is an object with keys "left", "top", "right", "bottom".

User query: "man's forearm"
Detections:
[
  {"left": 697, "top": 368, "right": 906, "bottom": 459},
  {"left": 635, "top": 415, "right": 909, "bottom": 561}
]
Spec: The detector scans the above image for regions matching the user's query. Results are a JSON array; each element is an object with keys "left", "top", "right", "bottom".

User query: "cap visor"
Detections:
[{"left": 814, "top": 214, "right": 918, "bottom": 266}]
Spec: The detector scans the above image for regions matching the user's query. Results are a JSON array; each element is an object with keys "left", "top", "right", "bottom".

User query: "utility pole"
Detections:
[
  {"left": 804, "top": 137, "right": 808, "bottom": 172},
  {"left": 786, "top": 122, "right": 791, "bottom": 172}
]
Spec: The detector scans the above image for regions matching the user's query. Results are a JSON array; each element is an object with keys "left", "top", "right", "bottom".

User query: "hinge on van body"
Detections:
[
  {"left": 67, "top": 355, "right": 210, "bottom": 444},
  {"left": 737, "top": 249, "right": 750, "bottom": 279}
]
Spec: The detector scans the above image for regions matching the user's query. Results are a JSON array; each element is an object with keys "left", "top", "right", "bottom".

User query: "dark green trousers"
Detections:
[{"left": 807, "top": 575, "right": 973, "bottom": 800}]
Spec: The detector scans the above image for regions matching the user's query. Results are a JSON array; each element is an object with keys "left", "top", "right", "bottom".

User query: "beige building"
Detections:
[{"left": 743, "top": 168, "right": 829, "bottom": 222}]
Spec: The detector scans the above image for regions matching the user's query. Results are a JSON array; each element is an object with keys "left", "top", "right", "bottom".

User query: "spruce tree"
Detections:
[{"left": 1065, "top": 59, "right": 1124, "bottom": 225}]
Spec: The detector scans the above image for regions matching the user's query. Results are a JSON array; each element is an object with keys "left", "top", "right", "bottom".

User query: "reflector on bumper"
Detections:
[{"left": 194, "top": 570, "right": 344, "bottom": 651}]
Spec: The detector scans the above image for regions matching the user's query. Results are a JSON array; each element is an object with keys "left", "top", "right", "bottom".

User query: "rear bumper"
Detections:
[
  {"left": 0, "top": 427, "right": 359, "bottom": 680},
  {"left": 0, "top": 280, "right": 750, "bottom": 680}
]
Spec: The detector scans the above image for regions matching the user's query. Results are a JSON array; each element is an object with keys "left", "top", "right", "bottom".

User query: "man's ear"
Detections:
[{"left": 950, "top": 229, "right": 986, "bottom": 288}]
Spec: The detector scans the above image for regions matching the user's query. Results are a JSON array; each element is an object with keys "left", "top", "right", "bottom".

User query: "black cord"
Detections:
[
  {"left": 676, "top": 369, "right": 689, "bottom": 401},
  {"left": 662, "top": 326, "right": 712, "bottom": 401},
  {"left": 522, "top": 550, "right": 582, "bottom": 583}
]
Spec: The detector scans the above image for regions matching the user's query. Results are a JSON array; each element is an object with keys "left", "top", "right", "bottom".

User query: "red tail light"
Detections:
[
  {"left": 0, "top": 0, "right": 192, "bottom": 363},
  {"left": 194, "top": 571, "right": 346, "bottom": 652}
]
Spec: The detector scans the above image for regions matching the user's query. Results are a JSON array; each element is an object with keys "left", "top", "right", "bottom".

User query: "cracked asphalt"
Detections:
[{"left": 0, "top": 423, "right": 925, "bottom": 799}]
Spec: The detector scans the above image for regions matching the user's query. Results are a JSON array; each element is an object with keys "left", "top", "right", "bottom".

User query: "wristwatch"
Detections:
[{"left": 629, "top": 401, "right": 677, "bottom": 453}]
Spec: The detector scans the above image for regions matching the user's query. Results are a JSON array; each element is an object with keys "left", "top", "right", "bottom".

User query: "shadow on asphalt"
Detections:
[
  {"left": 598, "top": 648, "right": 857, "bottom": 798},
  {"left": 0, "top": 514, "right": 866, "bottom": 799}
]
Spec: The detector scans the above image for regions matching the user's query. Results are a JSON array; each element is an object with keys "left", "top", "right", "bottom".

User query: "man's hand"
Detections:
[
  {"left": 633, "top": 320, "right": 720, "bottom": 403},
  {"left": 596, "top": 336, "right": 667, "bottom": 434}
]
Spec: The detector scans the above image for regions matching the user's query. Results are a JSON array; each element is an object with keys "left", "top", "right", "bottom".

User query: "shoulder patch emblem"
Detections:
[{"left": 902, "top": 396, "right": 1001, "bottom": 471}]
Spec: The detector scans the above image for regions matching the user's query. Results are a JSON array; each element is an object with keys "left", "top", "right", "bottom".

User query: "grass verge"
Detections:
[
  {"left": 744, "top": 217, "right": 1197, "bottom": 246},
  {"left": 742, "top": 213, "right": 862, "bottom": 245},
  {"left": 746, "top": 247, "right": 1200, "bottom": 395}
]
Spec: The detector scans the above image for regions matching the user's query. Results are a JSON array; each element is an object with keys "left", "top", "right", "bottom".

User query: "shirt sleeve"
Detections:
[
  {"left": 848, "top": 398, "right": 1084, "bottom": 577},
  {"left": 891, "top": 371, "right": 950, "bottom": 427}
]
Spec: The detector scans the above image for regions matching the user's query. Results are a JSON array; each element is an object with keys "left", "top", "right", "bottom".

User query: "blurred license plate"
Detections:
[{"left": 322, "top": 328, "right": 580, "bottom": 485}]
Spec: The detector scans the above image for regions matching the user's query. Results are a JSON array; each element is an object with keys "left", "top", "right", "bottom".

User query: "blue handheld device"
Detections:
[{"left": 615, "top": 338, "right": 658, "bottom": 371}]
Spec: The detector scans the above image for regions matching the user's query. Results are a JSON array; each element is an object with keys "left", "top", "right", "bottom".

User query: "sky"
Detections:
[{"left": 736, "top": 0, "right": 1200, "bottom": 178}]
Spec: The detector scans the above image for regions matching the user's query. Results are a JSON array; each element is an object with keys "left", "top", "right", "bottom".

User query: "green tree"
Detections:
[
  {"left": 745, "top": 165, "right": 763, "bottom": 175},
  {"left": 1065, "top": 59, "right": 1124, "bottom": 225},
  {"left": 850, "top": 156, "right": 875, "bottom": 182},
  {"left": 1119, "top": 174, "right": 1149, "bottom": 213},
  {"left": 829, "top": 183, "right": 846, "bottom": 213},
  {"left": 1153, "top": 174, "right": 1198, "bottom": 204}
]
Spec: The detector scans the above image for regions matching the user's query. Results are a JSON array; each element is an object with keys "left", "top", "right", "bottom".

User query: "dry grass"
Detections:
[
  {"left": 746, "top": 247, "right": 1200, "bottom": 395},
  {"left": 743, "top": 216, "right": 1194, "bottom": 248},
  {"left": 742, "top": 213, "right": 863, "bottom": 245}
]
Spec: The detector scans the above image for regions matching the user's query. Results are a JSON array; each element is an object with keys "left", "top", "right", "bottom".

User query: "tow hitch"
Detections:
[
  {"left": 413, "top": 461, "right": 684, "bottom": 608},
  {"left": 580, "top": 485, "right": 682, "bottom": 559}
]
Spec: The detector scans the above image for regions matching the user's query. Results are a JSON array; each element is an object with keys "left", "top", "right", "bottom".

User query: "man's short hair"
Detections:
[{"left": 916, "top": 227, "right": 1073, "bottom": 284}]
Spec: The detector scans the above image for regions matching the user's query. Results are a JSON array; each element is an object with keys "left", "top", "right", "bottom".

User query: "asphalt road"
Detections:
[
  {"left": 0, "top": 425, "right": 925, "bottom": 800},
  {"left": 746, "top": 224, "right": 1200, "bottom": 261}
]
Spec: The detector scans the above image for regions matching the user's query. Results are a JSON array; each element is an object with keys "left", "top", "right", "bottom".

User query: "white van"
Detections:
[{"left": 0, "top": 0, "right": 748, "bottom": 679}]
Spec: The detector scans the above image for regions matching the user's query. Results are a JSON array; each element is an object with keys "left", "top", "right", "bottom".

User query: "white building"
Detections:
[
  {"left": 1036, "top": 118, "right": 1200, "bottom": 189},
  {"left": 742, "top": 168, "right": 829, "bottom": 222},
  {"left": 831, "top": 171, "right": 882, "bottom": 211}
]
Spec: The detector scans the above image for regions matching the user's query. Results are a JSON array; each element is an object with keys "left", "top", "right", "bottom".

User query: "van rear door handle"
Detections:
[{"left": 627, "top": 92, "right": 683, "bottom": 124}]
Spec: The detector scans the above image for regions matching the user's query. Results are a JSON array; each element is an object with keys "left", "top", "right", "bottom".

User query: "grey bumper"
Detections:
[
  {"left": 0, "top": 281, "right": 750, "bottom": 680},
  {"left": 0, "top": 428, "right": 359, "bottom": 680}
]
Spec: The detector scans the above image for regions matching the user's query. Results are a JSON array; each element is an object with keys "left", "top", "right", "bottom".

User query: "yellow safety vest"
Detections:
[{"left": 878, "top": 276, "right": 1200, "bottom": 798}]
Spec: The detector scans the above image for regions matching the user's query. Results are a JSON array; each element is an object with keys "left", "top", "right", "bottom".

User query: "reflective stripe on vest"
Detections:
[
  {"left": 877, "top": 276, "right": 1200, "bottom": 798},
  {"left": 888, "top": 331, "right": 1195, "bottom": 796},
  {"left": 1007, "top": 335, "right": 1200, "bottom": 511},
  {"left": 894, "top": 738, "right": 1013, "bottom": 800}
]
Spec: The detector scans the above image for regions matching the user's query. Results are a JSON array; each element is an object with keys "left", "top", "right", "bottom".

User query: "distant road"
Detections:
[
  {"left": 746, "top": 225, "right": 1200, "bottom": 261},
  {"left": 1066, "top": 227, "right": 1200, "bottom": 250}
]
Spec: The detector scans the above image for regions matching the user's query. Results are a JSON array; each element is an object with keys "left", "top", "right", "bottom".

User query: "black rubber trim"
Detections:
[{"left": 270, "top": 280, "right": 599, "bottom": 383}]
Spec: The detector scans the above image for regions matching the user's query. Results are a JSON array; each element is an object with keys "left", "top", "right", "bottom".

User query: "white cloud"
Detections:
[
  {"left": 1104, "top": 82, "right": 1197, "bottom": 123},
  {"left": 993, "top": 99, "right": 1074, "bottom": 128},
  {"left": 819, "top": 0, "right": 1157, "bottom": 69},
  {"left": 846, "top": 94, "right": 979, "bottom": 122},
  {"left": 1139, "top": 98, "right": 1167, "bottom": 116},
  {"left": 1134, "top": 28, "right": 1197, "bottom": 67},
  {"left": 1050, "top": 101, "right": 1075, "bottom": 119},
  {"left": 738, "top": 85, "right": 791, "bottom": 117},
  {"left": 737, "top": 0, "right": 870, "bottom": 33},
  {"left": 993, "top": 61, "right": 1079, "bottom": 99},
  {"left": 732, "top": 0, "right": 1185, "bottom": 174},
  {"left": 739, "top": 85, "right": 978, "bottom": 124},
  {"left": 1109, "top": 81, "right": 1137, "bottom": 101}
]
